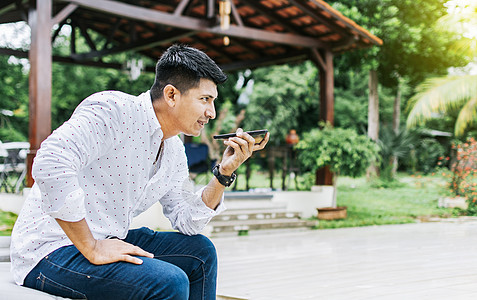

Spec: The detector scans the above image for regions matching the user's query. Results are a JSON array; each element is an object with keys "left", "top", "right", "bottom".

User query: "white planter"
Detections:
[
  {"left": 438, "top": 196, "right": 468, "bottom": 209},
  {"left": 272, "top": 186, "right": 334, "bottom": 218}
]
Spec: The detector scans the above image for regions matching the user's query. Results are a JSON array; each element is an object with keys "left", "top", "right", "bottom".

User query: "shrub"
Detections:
[
  {"left": 405, "top": 138, "right": 446, "bottom": 174},
  {"left": 440, "top": 137, "right": 477, "bottom": 214},
  {"left": 296, "top": 123, "right": 380, "bottom": 178}
]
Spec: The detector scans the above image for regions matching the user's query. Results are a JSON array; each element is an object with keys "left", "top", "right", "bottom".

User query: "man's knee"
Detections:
[
  {"left": 192, "top": 234, "right": 217, "bottom": 264},
  {"left": 168, "top": 268, "right": 190, "bottom": 298},
  {"left": 149, "top": 265, "right": 189, "bottom": 299}
]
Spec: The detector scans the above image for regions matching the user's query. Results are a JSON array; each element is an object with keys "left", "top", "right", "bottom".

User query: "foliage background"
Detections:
[{"left": 0, "top": 0, "right": 473, "bottom": 178}]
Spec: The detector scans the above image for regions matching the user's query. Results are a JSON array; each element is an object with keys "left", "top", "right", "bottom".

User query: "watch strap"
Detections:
[{"left": 212, "top": 164, "right": 236, "bottom": 187}]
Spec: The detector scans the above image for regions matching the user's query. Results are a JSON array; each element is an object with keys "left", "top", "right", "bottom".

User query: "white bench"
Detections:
[
  {"left": 0, "top": 236, "right": 67, "bottom": 299},
  {"left": 0, "top": 262, "right": 68, "bottom": 299}
]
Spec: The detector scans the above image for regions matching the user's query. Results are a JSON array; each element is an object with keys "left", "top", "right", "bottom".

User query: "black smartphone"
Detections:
[{"left": 213, "top": 129, "right": 268, "bottom": 140}]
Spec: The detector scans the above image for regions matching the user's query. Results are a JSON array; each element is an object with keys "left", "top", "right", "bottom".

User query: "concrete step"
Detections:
[
  {"left": 213, "top": 210, "right": 300, "bottom": 222},
  {"left": 224, "top": 191, "right": 274, "bottom": 201},
  {"left": 224, "top": 200, "right": 286, "bottom": 211},
  {"left": 0, "top": 249, "right": 9, "bottom": 262},
  {"left": 209, "top": 218, "right": 317, "bottom": 235},
  {"left": 0, "top": 236, "right": 10, "bottom": 248},
  {"left": 0, "top": 237, "right": 10, "bottom": 262}
]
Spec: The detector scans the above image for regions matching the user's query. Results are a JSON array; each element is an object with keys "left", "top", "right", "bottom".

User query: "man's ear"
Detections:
[{"left": 163, "top": 84, "right": 180, "bottom": 108}]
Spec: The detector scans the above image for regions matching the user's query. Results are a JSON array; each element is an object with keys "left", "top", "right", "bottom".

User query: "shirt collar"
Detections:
[{"left": 141, "top": 90, "right": 162, "bottom": 137}]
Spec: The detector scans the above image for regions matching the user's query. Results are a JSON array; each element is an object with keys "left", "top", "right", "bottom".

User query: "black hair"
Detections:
[{"left": 150, "top": 45, "right": 227, "bottom": 101}]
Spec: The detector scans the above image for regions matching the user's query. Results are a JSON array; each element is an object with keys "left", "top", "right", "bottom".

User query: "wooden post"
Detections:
[
  {"left": 311, "top": 49, "right": 334, "bottom": 186},
  {"left": 27, "top": 0, "right": 52, "bottom": 187},
  {"left": 319, "top": 50, "right": 334, "bottom": 126}
]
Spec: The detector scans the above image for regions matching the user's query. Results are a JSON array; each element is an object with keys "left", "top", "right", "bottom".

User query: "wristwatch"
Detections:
[{"left": 212, "top": 164, "right": 236, "bottom": 187}]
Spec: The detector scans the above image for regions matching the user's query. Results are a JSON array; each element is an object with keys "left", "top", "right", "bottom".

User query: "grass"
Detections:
[
  {"left": 315, "top": 173, "right": 458, "bottom": 229},
  {"left": 195, "top": 170, "right": 460, "bottom": 229},
  {"left": 0, "top": 210, "right": 17, "bottom": 236}
]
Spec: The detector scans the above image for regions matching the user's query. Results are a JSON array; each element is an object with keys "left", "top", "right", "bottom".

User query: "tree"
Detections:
[
  {"left": 330, "top": 0, "right": 468, "bottom": 176},
  {"left": 0, "top": 56, "right": 29, "bottom": 142},
  {"left": 406, "top": 1, "right": 477, "bottom": 137}
]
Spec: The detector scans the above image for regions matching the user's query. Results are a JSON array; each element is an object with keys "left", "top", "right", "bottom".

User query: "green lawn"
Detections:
[
  {"left": 316, "top": 173, "right": 457, "bottom": 229},
  {"left": 0, "top": 172, "right": 459, "bottom": 235},
  {"left": 0, "top": 210, "right": 17, "bottom": 236}
]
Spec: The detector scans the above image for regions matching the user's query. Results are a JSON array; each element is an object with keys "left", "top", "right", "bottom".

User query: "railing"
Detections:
[{"left": 0, "top": 142, "right": 29, "bottom": 194}]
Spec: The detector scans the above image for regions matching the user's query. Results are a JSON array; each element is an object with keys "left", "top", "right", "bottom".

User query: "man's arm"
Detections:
[
  {"left": 201, "top": 128, "right": 270, "bottom": 210},
  {"left": 56, "top": 218, "right": 153, "bottom": 265}
]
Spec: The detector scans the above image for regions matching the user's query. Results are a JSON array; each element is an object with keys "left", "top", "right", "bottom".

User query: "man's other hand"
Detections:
[{"left": 85, "top": 238, "right": 154, "bottom": 265}]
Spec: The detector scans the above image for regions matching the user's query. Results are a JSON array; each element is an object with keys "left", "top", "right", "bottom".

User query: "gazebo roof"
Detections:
[{"left": 1, "top": 0, "right": 382, "bottom": 71}]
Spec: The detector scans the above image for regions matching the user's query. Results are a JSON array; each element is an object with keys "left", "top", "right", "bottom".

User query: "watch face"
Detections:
[{"left": 213, "top": 165, "right": 220, "bottom": 176}]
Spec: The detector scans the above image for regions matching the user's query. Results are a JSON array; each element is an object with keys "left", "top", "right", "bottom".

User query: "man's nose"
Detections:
[{"left": 206, "top": 102, "right": 216, "bottom": 119}]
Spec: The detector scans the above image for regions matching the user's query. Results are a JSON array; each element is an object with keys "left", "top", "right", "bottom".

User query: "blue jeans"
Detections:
[{"left": 23, "top": 227, "right": 217, "bottom": 300}]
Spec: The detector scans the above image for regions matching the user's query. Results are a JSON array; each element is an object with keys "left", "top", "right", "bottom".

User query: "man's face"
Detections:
[{"left": 175, "top": 78, "right": 217, "bottom": 137}]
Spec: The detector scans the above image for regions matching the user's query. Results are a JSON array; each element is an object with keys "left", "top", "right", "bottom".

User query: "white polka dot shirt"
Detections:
[{"left": 10, "top": 90, "right": 225, "bottom": 285}]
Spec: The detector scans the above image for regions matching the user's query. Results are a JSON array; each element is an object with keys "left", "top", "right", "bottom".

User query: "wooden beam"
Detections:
[
  {"left": 15, "top": 0, "right": 28, "bottom": 22},
  {"left": 0, "top": 2, "right": 16, "bottom": 14},
  {"left": 70, "top": 22, "right": 76, "bottom": 54},
  {"left": 174, "top": 0, "right": 190, "bottom": 16},
  {"left": 310, "top": 48, "right": 325, "bottom": 70},
  {"left": 229, "top": 0, "right": 243, "bottom": 27},
  {"left": 71, "top": 30, "right": 196, "bottom": 60},
  {"left": 77, "top": 21, "right": 97, "bottom": 51},
  {"left": 59, "top": 0, "right": 326, "bottom": 48},
  {"left": 51, "top": 19, "right": 67, "bottom": 43},
  {"left": 50, "top": 3, "right": 77, "bottom": 26},
  {"left": 0, "top": 47, "right": 155, "bottom": 73},
  {"left": 315, "top": 49, "right": 334, "bottom": 186},
  {"left": 209, "top": 25, "right": 325, "bottom": 48},
  {"left": 206, "top": 0, "right": 214, "bottom": 19},
  {"left": 319, "top": 49, "right": 334, "bottom": 124},
  {"left": 220, "top": 51, "right": 307, "bottom": 71},
  {"left": 0, "top": 10, "right": 23, "bottom": 24},
  {"left": 331, "top": 35, "right": 358, "bottom": 52},
  {"left": 102, "top": 18, "right": 121, "bottom": 50},
  {"left": 27, "top": 0, "right": 53, "bottom": 187}
]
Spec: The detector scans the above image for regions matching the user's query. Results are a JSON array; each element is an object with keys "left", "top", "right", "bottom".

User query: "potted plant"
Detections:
[{"left": 296, "top": 123, "right": 379, "bottom": 219}]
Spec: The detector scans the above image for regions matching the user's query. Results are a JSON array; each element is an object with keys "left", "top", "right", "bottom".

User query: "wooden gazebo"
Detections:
[{"left": 0, "top": 0, "right": 382, "bottom": 186}]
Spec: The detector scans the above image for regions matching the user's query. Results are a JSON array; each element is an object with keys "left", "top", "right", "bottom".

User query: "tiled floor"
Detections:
[
  {"left": 213, "top": 220, "right": 477, "bottom": 300},
  {"left": 2, "top": 218, "right": 477, "bottom": 299}
]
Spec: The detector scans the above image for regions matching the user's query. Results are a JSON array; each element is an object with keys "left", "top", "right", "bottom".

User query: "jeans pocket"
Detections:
[{"left": 36, "top": 272, "right": 87, "bottom": 299}]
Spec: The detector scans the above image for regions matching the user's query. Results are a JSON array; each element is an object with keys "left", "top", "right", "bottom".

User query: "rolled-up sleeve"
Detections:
[
  {"left": 159, "top": 143, "right": 226, "bottom": 235},
  {"left": 32, "top": 93, "right": 122, "bottom": 222}
]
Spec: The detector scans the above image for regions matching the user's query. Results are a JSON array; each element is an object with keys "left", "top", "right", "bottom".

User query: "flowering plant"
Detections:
[{"left": 439, "top": 137, "right": 477, "bottom": 214}]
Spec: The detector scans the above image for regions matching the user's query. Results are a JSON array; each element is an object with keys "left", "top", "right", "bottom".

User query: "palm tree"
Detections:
[{"left": 407, "top": 1, "right": 477, "bottom": 136}]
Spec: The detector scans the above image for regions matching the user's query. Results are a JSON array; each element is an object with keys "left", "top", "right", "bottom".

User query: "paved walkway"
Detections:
[
  {"left": 212, "top": 220, "right": 477, "bottom": 300},
  {"left": 2, "top": 217, "right": 477, "bottom": 299}
]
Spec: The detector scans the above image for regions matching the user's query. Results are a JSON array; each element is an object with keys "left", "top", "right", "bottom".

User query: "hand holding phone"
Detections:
[
  {"left": 214, "top": 129, "right": 268, "bottom": 145},
  {"left": 213, "top": 129, "right": 268, "bottom": 139}
]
